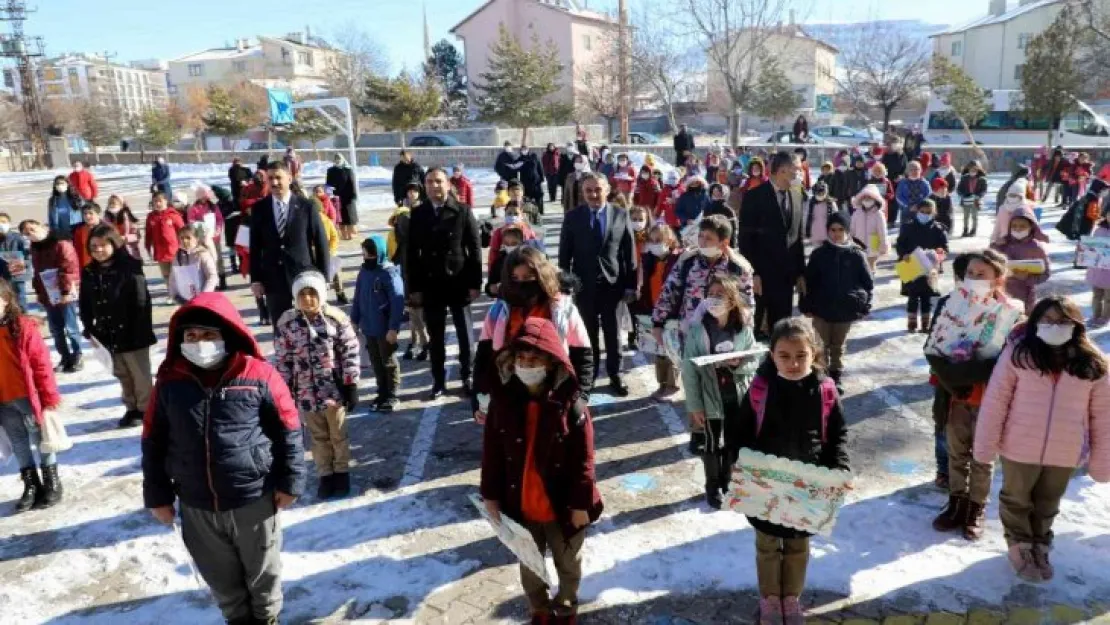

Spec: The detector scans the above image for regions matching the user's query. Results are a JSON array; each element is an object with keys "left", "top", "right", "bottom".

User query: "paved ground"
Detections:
[{"left": 1, "top": 170, "right": 1109, "bottom": 625}]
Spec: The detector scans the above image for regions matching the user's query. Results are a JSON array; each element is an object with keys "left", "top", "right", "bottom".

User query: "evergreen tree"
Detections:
[
  {"left": 202, "top": 86, "right": 252, "bottom": 150},
  {"left": 1015, "top": 5, "right": 1082, "bottom": 147},
  {"left": 282, "top": 107, "right": 334, "bottom": 158},
  {"left": 931, "top": 55, "right": 990, "bottom": 159},
  {"left": 425, "top": 39, "right": 468, "bottom": 122},
  {"left": 78, "top": 98, "right": 123, "bottom": 160},
  {"left": 136, "top": 108, "right": 179, "bottom": 155},
  {"left": 750, "top": 56, "right": 803, "bottom": 144},
  {"left": 473, "top": 25, "right": 573, "bottom": 144},
  {"left": 363, "top": 71, "right": 442, "bottom": 145}
]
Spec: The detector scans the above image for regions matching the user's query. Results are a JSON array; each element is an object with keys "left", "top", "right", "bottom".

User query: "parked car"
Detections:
[
  {"left": 406, "top": 134, "right": 463, "bottom": 147},
  {"left": 247, "top": 141, "right": 288, "bottom": 151},
  {"left": 766, "top": 131, "right": 842, "bottom": 146},
  {"left": 611, "top": 132, "right": 663, "bottom": 145},
  {"left": 811, "top": 125, "right": 881, "bottom": 146}
]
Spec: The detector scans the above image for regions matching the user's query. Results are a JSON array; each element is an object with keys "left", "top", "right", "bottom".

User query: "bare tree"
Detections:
[
  {"left": 327, "top": 26, "right": 390, "bottom": 138},
  {"left": 678, "top": 0, "right": 792, "bottom": 145},
  {"left": 836, "top": 23, "right": 931, "bottom": 132},
  {"left": 575, "top": 38, "right": 622, "bottom": 139},
  {"left": 631, "top": 12, "right": 700, "bottom": 135},
  {"left": 1074, "top": 0, "right": 1110, "bottom": 99}
]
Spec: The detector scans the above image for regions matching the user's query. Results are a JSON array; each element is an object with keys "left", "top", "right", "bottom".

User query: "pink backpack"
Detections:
[{"left": 748, "top": 375, "right": 839, "bottom": 443}]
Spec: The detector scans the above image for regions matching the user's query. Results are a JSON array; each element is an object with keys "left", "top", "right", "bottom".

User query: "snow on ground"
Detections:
[{"left": 2, "top": 174, "right": 1110, "bottom": 624}]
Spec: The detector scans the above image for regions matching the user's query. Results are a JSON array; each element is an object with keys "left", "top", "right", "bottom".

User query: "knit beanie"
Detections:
[
  {"left": 827, "top": 211, "right": 850, "bottom": 231},
  {"left": 292, "top": 270, "right": 329, "bottom": 302}
]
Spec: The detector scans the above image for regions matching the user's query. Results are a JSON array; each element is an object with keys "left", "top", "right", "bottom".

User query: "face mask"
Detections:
[
  {"left": 0, "top": 223, "right": 9, "bottom": 235},
  {"left": 1010, "top": 229, "right": 1030, "bottom": 240},
  {"left": 631, "top": 220, "right": 647, "bottom": 232},
  {"left": 502, "top": 244, "right": 519, "bottom": 253},
  {"left": 618, "top": 160, "right": 628, "bottom": 167},
  {"left": 520, "top": 148, "right": 529, "bottom": 155},
  {"left": 705, "top": 297, "right": 729, "bottom": 318},
  {"left": 647, "top": 242, "right": 668, "bottom": 257},
  {"left": 640, "top": 172, "right": 650, "bottom": 180},
  {"left": 862, "top": 200, "right": 877, "bottom": 211},
  {"left": 55, "top": 184, "right": 67, "bottom": 193},
  {"left": 504, "top": 215, "right": 520, "bottom": 225},
  {"left": 515, "top": 364, "right": 548, "bottom": 387},
  {"left": 504, "top": 147, "right": 512, "bottom": 153},
  {"left": 699, "top": 246, "right": 722, "bottom": 259},
  {"left": 503, "top": 279, "right": 542, "bottom": 307},
  {"left": 916, "top": 212, "right": 934, "bottom": 224},
  {"left": 1036, "top": 323, "right": 1073, "bottom": 347},
  {"left": 837, "top": 165, "right": 848, "bottom": 172},
  {"left": 181, "top": 340, "right": 227, "bottom": 369},
  {"left": 574, "top": 162, "right": 586, "bottom": 172},
  {"left": 963, "top": 279, "right": 993, "bottom": 296}
]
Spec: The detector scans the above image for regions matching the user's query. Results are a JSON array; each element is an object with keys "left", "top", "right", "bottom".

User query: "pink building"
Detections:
[{"left": 450, "top": 0, "right": 618, "bottom": 112}]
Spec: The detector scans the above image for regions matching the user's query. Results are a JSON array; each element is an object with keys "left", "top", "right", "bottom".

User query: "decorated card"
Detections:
[
  {"left": 1076, "top": 236, "right": 1110, "bottom": 270},
  {"left": 924, "top": 285, "right": 1023, "bottom": 361},
  {"left": 0, "top": 251, "right": 29, "bottom": 282},
  {"left": 171, "top": 263, "right": 203, "bottom": 302},
  {"left": 726, "top": 449, "right": 853, "bottom": 537},
  {"left": 469, "top": 494, "right": 553, "bottom": 586},
  {"left": 690, "top": 347, "right": 768, "bottom": 367},
  {"left": 39, "top": 268, "right": 62, "bottom": 305}
]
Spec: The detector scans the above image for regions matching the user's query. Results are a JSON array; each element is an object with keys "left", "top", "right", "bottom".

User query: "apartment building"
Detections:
[{"left": 4, "top": 53, "right": 170, "bottom": 117}]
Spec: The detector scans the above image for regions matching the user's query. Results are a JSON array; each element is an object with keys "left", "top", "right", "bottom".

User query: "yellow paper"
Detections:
[
  {"left": 869, "top": 234, "right": 880, "bottom": 251},
  {"left": 1007, "top": 259, "right": 1046, "bottom": 275},
  {"left": 896, "top": 256, "right": 925, "bottom": 283}
]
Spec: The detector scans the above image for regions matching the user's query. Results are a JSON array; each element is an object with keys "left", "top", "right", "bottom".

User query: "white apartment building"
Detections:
[
  {"left": 4, "top": 53, "right": 170, "bottom": 117},
  {"left": 167, "top": 33, "right": 345, "bottom": 100}
]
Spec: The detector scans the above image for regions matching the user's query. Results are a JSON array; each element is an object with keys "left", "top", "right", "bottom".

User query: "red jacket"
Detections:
[
  {"left": 72, "top": 222, "right": 95, "bottom": 268},
  {"left": 487, "top": 221, "right": 539, "bottom": 271},
  {"left": 612, "top": 164, "right": 637, "bottom": 197},
  {"left": 541, "top": 149, "right": 561, "bottom": 176},
  {"left": 68, "top": 169, "right": 98, "bottom": 201},
  {"left": 633, "top": 174, "right": 662, "bottom": 212},
  {"left": 480, "top": 317, "right": 603, "bottom": 536},
  {"left": 452, "top": 175, "right": 474, "bottom": 207},
  {"left": 239, "top": 179, "right": 270, "bottom": 211},
  {"left": 29, "top": 236, "right": 80, "bottom": 307},
  {"left": 3, "top": 317, "right": 61, "bottom": 426},
  {"left": 656, "top": 183, "right": 684, "bottom": 227},
  {"left": 145, "top": 208, "right": 185, "bottom": 263}
]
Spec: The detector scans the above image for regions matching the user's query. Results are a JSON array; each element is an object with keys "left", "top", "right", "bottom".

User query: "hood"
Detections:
[
  {"left": 292, "top": 270, "right": 329, "bottom": 302},
  {"left": 638, "top": 164, "right": 653, "bottom": 177},
  {"left": 746, "top": 157, "right": 764, "bottom": 175},
  {"left": 333, "top": 155, "right": 350, "bottom": 168},
  {"left": 939, "top": 152, "right": 952, "bottom": 167},
  {"left": 851, "top": 184, "right": 887, "bottom": 210},
  {"left": 497, "top": 317, "right": 579, "bottom": 392},
  {"left": 1005, "top": 205, "right": 1049, "bottom": 243},
  {"left": 191, "top": 183, "right": 213, "bottom": 203},
  {"left": 163, "top": 293, "right": 262, "bottom": 372},
  {"left": 1007, "top": 178, "right": 1030, "bottom": 199},
  {"left": 365, "top": 233, "right": 388, "bottom": 265}
]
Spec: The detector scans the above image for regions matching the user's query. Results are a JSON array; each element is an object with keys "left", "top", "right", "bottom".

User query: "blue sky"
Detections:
[{"left": 22, "top": 0, "right": 963, "bottom": 72}]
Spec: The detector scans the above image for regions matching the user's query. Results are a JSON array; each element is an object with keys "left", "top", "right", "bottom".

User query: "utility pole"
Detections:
[
  {"left": 617, "top": 0, "right": 629, "bottom": 141},
  {"left": 0, "top": 0, "right": 47, "bottom": 168}
]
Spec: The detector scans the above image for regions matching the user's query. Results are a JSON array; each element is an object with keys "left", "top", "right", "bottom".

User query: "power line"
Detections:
[{"left": 0, "top": 0, "right": 47, "bottom": 167}]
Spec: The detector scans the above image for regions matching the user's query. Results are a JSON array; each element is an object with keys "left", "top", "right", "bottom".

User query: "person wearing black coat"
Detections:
[
  {"left": 516, "top": 144, "right": 546, "bottom": 215},
  {"left": 227, "top": 158, "right": 252, "bottom": 204},
  {"left": 881, "top": 142, "right": 908, "bottom": 181},
  {"left": 406, "top": 167, "right": 483, "bottom": 399},
  {"left": 844, "top": 155, "right": 869, "bottom": 211},
  {"left": 673, "top": 124, "right": 696, "bottom": 165},
  {"left": 326, "top": 154, "right": 360, "bottom": 235},
  {"left": 495, "top": 141, "right": 519, "bottom": 182},
  {"left": 391, "top": 151, "right": 425, "bottom": 206},
  {"left": 895, "top": 199, "right": 949, "bottom": 333},
  {"left": 211, "top": 185, "right": 240, "bottom": 274},
  {"left": 558, "top": 144, "right": 577, "bottom": 190},
  {"left": 799, "top": 212, "right": 873, "bottom": 385},
  {"left": 1056, "top": 177, "right": 1109, "bottom": 241},
  {"left": 79, "top": 225, "right": 157, "bottom": 428}
]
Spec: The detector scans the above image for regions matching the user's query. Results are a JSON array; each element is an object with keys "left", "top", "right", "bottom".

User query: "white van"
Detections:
[{"left": 923, "top": 89, "right": 1110, "bottom": 147}]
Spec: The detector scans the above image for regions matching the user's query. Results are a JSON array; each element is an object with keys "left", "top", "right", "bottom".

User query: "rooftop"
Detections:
[
  {"left": 171, "top": 33, "right": 333, "bottom": 63},
  {"left": 450, "top": 0, "right": 616, "bottom": 35},
  {"left": 929, "top": 0, "right": 1062, "bottom": 36}
]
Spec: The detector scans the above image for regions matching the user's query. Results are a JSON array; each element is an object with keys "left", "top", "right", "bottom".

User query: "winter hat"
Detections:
[
  {"left": 495, "top": 180, "right": 509, "bottom": 191},
  {"left": 1007, "top": 178, "right": 1029, "bottom": 198},
  {"left": 172, "top": 190, "right": 189, "bottom": 206},
  {"left": 827, "top": 211, "right": 850, "bottom": 231},
  {"left": 871, "top": 146, "right": 885, "bottom": 158},
  {"left": 292, "top": 270, "right": 328, "bottom": 302},
  {"left": 812, "top": 181, "right": 829, "bottom": 196},
  {"left": 821, "top": 161, "right": 834, "bottom": 171},
  {"left": 930, "top": 177, "right": 949, "bottom": 192},
  {"left": 664, "top": 170, "right": 679, "bottom": 186},
  {"left": 852, "top": 184, "right": 886, "bottom": 210},
  {"left": 939, "top": 152, "right": 952, "bottom": 167},
  {"left": 919, "top": 152, "right": 932, "bottom": 170}
]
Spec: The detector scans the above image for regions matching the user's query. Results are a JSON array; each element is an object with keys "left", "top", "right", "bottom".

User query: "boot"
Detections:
[
  {"left": 63, "top": 354, "right": 84, "bottom": 373},
  {"left": 1008, "top": 543, "right": 1043, "bottom": 582},
  {"left": 403, "top": 343, "right": 415, "bottom": 360},
  {"left": 688, "top": 431, "right": 706, "bottom": 455},
  {"left": 920, "top": 314, "right": 933, "bottom": 335},
  {"left": 336, "top": 291, "right": 349, "bottom": 306},
  {"left": 829, "top": 370, "right": 844, "bottom": 395},
  {"left": 17, "top": 466, "right": 41, "bottom": 512},
  {"left": 782, "top": 596, "right": 805, "bottom": 625},
  {"left": 416, "top": 347, "right": 428, "bottom": 361},
  {"left": 1032, "top": 544, "right": 1054, "bottom": 581},
  {"left": 217, "top": 275, "right": 228, "bottom": 291},
  {"left": 317, "top": 474, "right": 335, "bottom": 500},
  {"left": 332, "top": 472, "right": 351, "bottom": 498},
  {"left": 962, "top": 500, "right": 987, "bottom": 541},
  {"left": 932, "top": 494, "right": 967, "bottom": 532},
  {"left": 35, "top": 464, "right": 63, "bottom": 509},
  {"left": 118, "top": 410, "right": 143, "bottom": 428},
  {"left": 907, "top": 313, "right": 918, "bottom": 334},
  {"left": 758, "top": 596, "right": 783, "bottom": 625}
]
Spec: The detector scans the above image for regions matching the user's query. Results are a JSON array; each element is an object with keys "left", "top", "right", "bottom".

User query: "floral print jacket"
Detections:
[
  {"left": 651, "top": 248, "right": 755, "bottom": 327},
  {"left": 275, "top": 306, "right": 361, "bottom": 413}
]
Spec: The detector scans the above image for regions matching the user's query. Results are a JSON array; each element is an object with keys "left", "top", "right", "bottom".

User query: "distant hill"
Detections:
[{"left": 802, "top": 20, "right": 949, "bottom": 54}]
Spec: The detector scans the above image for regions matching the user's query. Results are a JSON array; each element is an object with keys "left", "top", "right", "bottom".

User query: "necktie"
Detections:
[
  {"left": 276, "top": 200, "right": 288, "bottom": 238},
  {"left": 592, "top": 210, "right": 603, "bottom": 243},
  {"left": 779, "top": 190, "right": 791, "bottom": 225}
]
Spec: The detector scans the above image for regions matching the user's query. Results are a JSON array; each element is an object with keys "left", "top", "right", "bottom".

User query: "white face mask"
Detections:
[
  {"left": 640, "top": 172, "right": 650, "bottom": 180},
  {"left": 520, "top": 148, "right": 529, "bottom": 155},
  {"left": 55, "top": 184, "right": 67, "bottom": 193},
  {"left": 705, "top": 297, "right": 729, "bottom": 318},
  {"left": 574, "top": 162, "right": 586, "bottom": 172},
  {"left": 647, "top": 242, "right": 668, "bottom": 257},
  {"left": 505, "top": 215, "right": 520, "bottom": 225},
  {"left": 618, "top": 160, "right": 628, "bottom": 167},
  {"left": 515, "top": 364, "right": 547, "bottom": 386},
  {"left": 963, "top": 279, "right": 993, "bottom": 296},
  {"left": 699, "top": 246, "right": 722, "bottom": 259},
  {"left": 1037, "top": 323, "right": 1073, "bottom": 346},
  {"left": 0, "top": 223, "right": 9, "bottom": 235},
  {"left": 1010, "top": 229, "right": 1030, "bottom": 240},
  {"left": 631, "top": 220, "right": 647, "bottom": 232},
  {"left": 181, "top": 340, "right": 227, "bottom": 369},
  {"left": 837, "top": 164, "right": 848, "bottom": 172},
  {"left": 504, "top": 147, "right": 513, "bottom": 153},
  {"left": 862, "top": 200, "right": 877, "bottom": 211}
]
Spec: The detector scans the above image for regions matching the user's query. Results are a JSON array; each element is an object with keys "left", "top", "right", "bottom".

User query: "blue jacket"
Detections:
[
  {"left": 152, "top": 162, "right": 171, "bottom": 185},
  {"left": 895, "top": 177, "right": 931, "bottom": 210},
  {"left": 47, "top": 192, "right": 85, "bottom": 238},
  {"left": 676, "top": 188, "right": 710, "bottom": 225},
  {"left": 0, "top": 232, "right": 29, "bottom": 285},
  {"left": 141, "top": 293, "right": 305, "bottom": 512},
  {"left": 351, "top": 234, "right": 405, "bottom": 338}
]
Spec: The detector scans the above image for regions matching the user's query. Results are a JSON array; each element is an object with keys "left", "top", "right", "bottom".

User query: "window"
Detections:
[
  {"left": 951, "top": 41, "right": 962, "bottom": 57},
  {"left": 188, "top": 63, "right": 204, "bottom": 77},
  {"left": 67, "top": 67, "right": 79, "bottom": 79},
  {"left": 281, "top": 48, "right": 292, "bottom": 65},
  {"left": 233, "top": 60, "right": 247, "bottom": 73},
  {"left": 1017, "top": 33, "right": 1033, "bottom": 50},
  {"left": 927, "top": 110, "right": 1051, "bottom": 132},
  {"left": 1061, "top": 110, "right": 1110, "bottom": 137},
  {"left": 583, "top": 34, "right": 591, "bottom": 51},
  {"left": 297, "top": 51, "right": 313, "bottom": 66},
  {"left": 1014, "top": 64, "right": 1024, "bottom": 80}
]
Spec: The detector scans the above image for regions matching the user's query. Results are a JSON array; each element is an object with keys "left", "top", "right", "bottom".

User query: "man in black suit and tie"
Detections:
[
  {"left": 739, "top": 151, "right": 806, "bottom": 337},
  {"left": 249, "top": 162, "right": 331, "bottom": 329},
  {"left": 559, "top": 173, "right": 636, "bottom": 396},
  {"left": 406, "top": 166, "right": 483, "bottom": 400}
]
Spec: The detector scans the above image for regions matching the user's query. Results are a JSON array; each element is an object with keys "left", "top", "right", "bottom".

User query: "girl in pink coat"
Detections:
[
  {"left": 186, "top": 184, "right": 227, "bottom": 289},
  {"left": 850, "top": 184, "right": 890, "bottom": 272},
  {"left": 974, "top": 296, "right": 1110, "bottom": 583}
]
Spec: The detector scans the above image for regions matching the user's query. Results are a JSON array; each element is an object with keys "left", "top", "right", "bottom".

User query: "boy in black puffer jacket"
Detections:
[
  {"left": 799, "top": 212, "right": 873, "bottom": 391},
  {"left": 895, "top": 199, "right": 949, "bottom": 333}
]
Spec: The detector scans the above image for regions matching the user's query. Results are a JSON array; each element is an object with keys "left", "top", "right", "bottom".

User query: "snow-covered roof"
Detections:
[
  {"left": 172, "top": 46, "right": 263, "bottom": 63},
  {"left": 450, "top": 0, "right": 615, "bottom": 35},
  {"left": 929, "top": 0, "right": 1062, "bottom": 37}
]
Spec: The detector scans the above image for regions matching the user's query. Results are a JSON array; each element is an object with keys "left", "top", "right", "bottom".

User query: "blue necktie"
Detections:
[{"left": 592, "top": 210, "right": 603, "bottom": 243}]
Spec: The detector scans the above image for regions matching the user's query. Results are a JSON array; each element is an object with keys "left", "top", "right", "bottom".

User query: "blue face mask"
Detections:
[{"left": 916, "top": 212, "right": 934, "bottom": 224}]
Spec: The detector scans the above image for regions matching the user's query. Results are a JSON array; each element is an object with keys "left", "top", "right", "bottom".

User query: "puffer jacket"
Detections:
[
  {"left": 651, "top": 249, "right": 755, "bottom": 326},
  {"left": 849, "top": 186, "right": 889, "bottom": 258},
  {"left": 350, "top": 235, "right": 405, "bottom": 339},
  {"left": 675, "top": 187, "right": 710, "bottom": 227},
  {"left": 169, "top": 246, "right": 219, "bottom": 304},
  {"left": 0, "top": 315, "right": 61, "bottom": 426},
  {"left": 141, "top": 293, "right": 306, "bottom": 512},
  {"left": 895, "top": 217, "right": 949, "bottom": 297},
  {"left": 800, "top": 240, "right": 873, "bottom": 322},
  {"left": 79, "top": 248, "right": 156, "bottom": 354},
  {"left": 680, "top": 302, "right": 759, "bottom": 420},
  {"left": 974, "top": 343, "right": 1110, "bottom": 482},
  {"left": 145, "top": 208, "right": 185, "bottom": 263},
  {"left": 275, "top": 304, "right": 361, "bottom": 413},
  {"left": 29, "top": 235, "right": 79, "bottom": 307}
]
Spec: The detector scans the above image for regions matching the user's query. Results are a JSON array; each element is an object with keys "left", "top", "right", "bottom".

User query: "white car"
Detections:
[{"left": 811, "top": 125, "right": 880, "bottom": 146}]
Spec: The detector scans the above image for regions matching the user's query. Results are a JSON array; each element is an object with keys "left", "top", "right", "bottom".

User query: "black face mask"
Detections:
[
  {"left": 363, "top": 257, "right": 379, "bottom": 270},
  {"left": 503, "top": 279, "right": 542, "bottom": 307}
]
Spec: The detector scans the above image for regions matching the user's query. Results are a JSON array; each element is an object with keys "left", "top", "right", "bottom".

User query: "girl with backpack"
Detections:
[
  {"left": 681, "top": 275, "right": 760, "bottom": 510},
  {"left": 724, "top": 317, "right": 849, "bottom": 625}
]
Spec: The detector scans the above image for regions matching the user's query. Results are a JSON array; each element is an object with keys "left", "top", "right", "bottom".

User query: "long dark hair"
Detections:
[
  {"left": 104, "top": 195, "right": 139, "bottom": 226},
  {"left": 503, "top": 246, "right": 560, "bottom": 303},
  {"left": 0, "top": 278, "right": 24, "bottom": 339},
  {"left": 1012, "top": 296, "right": 1107, "bottom": 380}
]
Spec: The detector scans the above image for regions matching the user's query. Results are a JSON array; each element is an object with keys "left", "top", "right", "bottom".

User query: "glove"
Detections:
[{"left": 341, "top": 384, "right": 359, "bottom": 412}]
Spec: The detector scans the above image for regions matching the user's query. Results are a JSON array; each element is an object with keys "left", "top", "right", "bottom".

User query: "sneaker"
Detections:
[
  {"left": 1032, "top": 544, "right": 1054, "bottom": 581},
  {"left": 62, "top": 355, "right": 84, "bottom": 373},
  {"left": 705, "top": 489, "right": 723, "bottom": 510},
  {"left": 932, "top": 495, "right": 967, "bottom": 532},
  {"left": 758, "top": 596, "right": 783, "bottom": 625},
  {"left": 1008, "top": 543, "right": 1043, "bottom": 583},
  {"left": 782, "top": 596, "right": 804, "bottom": 625}
]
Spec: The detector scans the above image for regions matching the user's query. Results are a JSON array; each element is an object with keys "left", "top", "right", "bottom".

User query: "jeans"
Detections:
[
  {"left": 11, "top": 280, "right": 28, "bottom": 310},
  {"left": 44, "top": 302, "right": 82, "bottom": 363},
  {"left": 907, "top": 295, "right": 933, "bottom": 316},
  {"left": 0, "top": 399, "right": 56, "bottom": 468},
  {"left": 935, "top": 430, "right": 949, "bottom": 477}
]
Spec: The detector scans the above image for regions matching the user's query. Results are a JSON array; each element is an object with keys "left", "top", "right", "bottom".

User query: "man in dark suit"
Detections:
[
  {"left": 673, "top": 123, "right": 695, "bottom": 167},
  {"left": 406, "top": 166, "right": 483, "bottom": 400},
  {"left": 516, "top": 143, "right": 545, "bottom": 215},
  {"left": 249, "top": 162, "right": 331, "bottom": 329},
  {"left": 559, "top": 173, "right": 636, "bottom": 396},
  {"left": 739, "top": 151, "right": 806, "bottom": 337}
]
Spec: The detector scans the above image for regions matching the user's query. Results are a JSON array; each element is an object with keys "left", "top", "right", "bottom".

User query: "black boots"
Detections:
[
  {"left": 36, "top": 464, "right": 63, "bottom": 509},
  {"left": 317, "top": 474, "right": 335, "bottom": 500},
  {"left": 118, "top": 410, "right": 143, "bottom": 428},
  {"left": 256, "top": 297, "right": 270, "bottom": 326},
  {"left": 336, "top": 292, "right": 349, "bottom": 306},
  {"left": 217, "top": 275, "right": 228, "bottom": 291},
  {"left": 17, "top": 466, "right": 41, "bottom": 512},
  {"left": 331, "top": 472, "right": 351, "bottom": 498}
]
